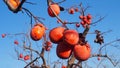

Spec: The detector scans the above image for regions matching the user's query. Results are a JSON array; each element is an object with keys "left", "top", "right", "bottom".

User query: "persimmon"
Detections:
[
  {"left": 75, "top": 8, "right": 79, "bottom": 12},
  {"left": 30, "top": 23, "right": 45, "bottom": 41},
  {"left": 14, "top": 40, "right": 19, "bottom": 45},
  {"left": 24, "top": 55, "right": 30, "bottom": 60},
  {"left": 6, "top": 0, "right": 20, "bottom": 11},
  {"left": 61, "top": 65, "right": 67, "bottom": 68},
  {"left": 49, "top": 27, "right": 66, "bottom": 43},
  {"left": 73, "top": 43, "right": 91, "bottom": 61},
  {"left": 76, "top": 23, "right": 80, "bottom": 27},
  {"left": 48, "top": 4, "right": 60, "bottom": 17},
  {"left": 63, "top": 29, "right": 79, "bottom": 46},
  {"left": 79, "top": 15, "right": 84, "bottom": 20},
  {"left": 69, "top": 8, "right": 75, "bottom": 14},
  {"left": 19, "top": 53, "right": 23, "bottom": 58},
  {"left": 87, "top": 14, "right": 92, "bottom": 20},
  {"left": 97, "top": 57, "right": 100, "bottom": 61},
  {"left": 80, "top": 21, "right": 85, "bottom": 25},
  {"left": 1, "top": 34, "right": 6, "bottom": 38},
  {"left": 56, "top": 42, "right": 72, "bottom": 59}
]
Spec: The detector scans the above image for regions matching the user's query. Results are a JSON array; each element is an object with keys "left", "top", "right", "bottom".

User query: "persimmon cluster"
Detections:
[
  {"left": 47, "top": 3, "right": 91, "bottom": 61},
  {"left": 49, "top": 27, "right": 91, "bottom": 61},
  {"left": 79, "top": 14, "right": 92, "bottom": 28}
]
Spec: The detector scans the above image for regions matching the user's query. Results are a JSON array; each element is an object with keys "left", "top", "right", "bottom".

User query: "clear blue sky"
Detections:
[{"left": 0, "top": 0, "right": 120, "bottom": 68}]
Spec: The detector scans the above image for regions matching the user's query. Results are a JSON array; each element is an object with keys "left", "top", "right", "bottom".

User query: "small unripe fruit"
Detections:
[{"left": 69, "top": 8, "right": 75, "bottom": 14}]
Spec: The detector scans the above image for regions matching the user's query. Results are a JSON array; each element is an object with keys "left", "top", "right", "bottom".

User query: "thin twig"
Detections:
[
  {"left": 24, "top": 57, "right": 40, "bottom": 68},
  {"left": 99, "top": 39, "right": 120, "bottom": 53},
  {"left": 56, "top": 0, "right": 66, "bottom": 4},
  {"left": 91, "top": 16, "right": 105, "bottom": 25}
]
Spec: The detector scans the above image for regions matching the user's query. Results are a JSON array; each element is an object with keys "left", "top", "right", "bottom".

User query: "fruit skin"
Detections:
[
  {"left": 24, "top": 55, "right": 30, "bottom": 60},
  {"left": 49, "top": 27, "right": 66, "bottom": 43},
  {"left": 6, "top": 0, "right": 20, "bottom": 11},
  {"left": 63, "top": 30, "right": 79, "bottom": 46},
  {"left": 56, "top": 42, "right": 72, "bottom": 59},
  {"left": 73, "top": 43, "right": 91, "bottom": 61},
  {"left": 30, "top": 23, "right": 45, "bottom": 41},
  {"left": 48, "top": 4, "right": 60, "bottom": 17}
]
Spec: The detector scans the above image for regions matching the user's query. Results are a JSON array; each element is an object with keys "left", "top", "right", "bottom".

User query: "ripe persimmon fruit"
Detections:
[
  {"left": 6, "top": 0, "right": 20, "bottom": 11},
  {"left": 49, "top": 27, "right": 66, "bottom": 43},
  {"left": 63, "top": 29, "right": 79, "bottom": 46},
  {"left": 73, "top": 43, "right": 91, "bottom": 61},
  {"left": 30, "top": 23, "right": 45, "bottom": 41},
  {"left": 56, "top": 42, "right": 72, "bottom": 59},
  {"left": 48, "top": 4, "right": 60, "bottom": 17}
]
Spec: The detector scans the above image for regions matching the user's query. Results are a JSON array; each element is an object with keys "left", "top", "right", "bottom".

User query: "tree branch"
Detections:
[{"left": 24, "top": 57, "right": 40, "bottom": 68}]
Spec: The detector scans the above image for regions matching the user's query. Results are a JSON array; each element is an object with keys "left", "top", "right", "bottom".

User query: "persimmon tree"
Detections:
[{"left": 2, "top": 0, "right": 120, "bottom": 68}]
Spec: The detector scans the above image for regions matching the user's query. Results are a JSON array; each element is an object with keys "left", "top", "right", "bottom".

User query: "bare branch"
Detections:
[
  {"left": 91, "top": 16, "right": 106, "bottom": 25},
  {"left": 67, "top": 54, "right": 76, "bottom": 68},
  {"left": 79, "top": 3, "right": 85, "bottom": 16},
  {"left": 25, "top": 1, "right": 37, "bottom": 5},
  {"left": 99, "top": 39, "right": 120, "bottom": 53},
  {"left": 24, "top": 46, "right": 40, "bottom": 55},
  {"left": 56, "top": 0, "right": 66, "bottom": 4},
  {"left": 24, "top": 57, "right": 40, "bottom": 68},
  {"left": 106, "top": 55, "right": 119, "bottom": 67}
]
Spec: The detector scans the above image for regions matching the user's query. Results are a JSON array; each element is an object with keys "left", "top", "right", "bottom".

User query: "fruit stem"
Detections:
[{"left": 24, "top": 57, "right": 40, "bottom": 68}]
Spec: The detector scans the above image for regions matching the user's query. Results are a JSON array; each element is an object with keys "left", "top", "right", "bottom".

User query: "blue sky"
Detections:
[{"left": 0, "top": 0, "right": 120, "bottom": 68}]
